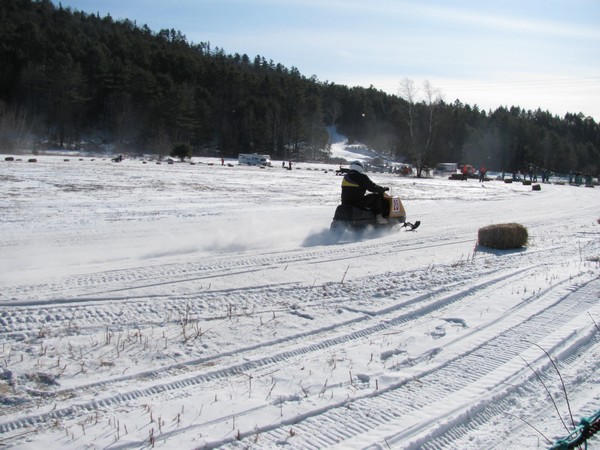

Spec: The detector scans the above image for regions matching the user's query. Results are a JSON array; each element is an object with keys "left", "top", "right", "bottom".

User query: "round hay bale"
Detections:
[
  {"left": 478, "top": 223, "right": 528, "bottom": 249},
  {"left": 532, "top": 184, "right": 541, "bottom": 191}
]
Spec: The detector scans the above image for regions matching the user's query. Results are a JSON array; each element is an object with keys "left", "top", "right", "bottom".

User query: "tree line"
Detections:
[{"left": 1, "top": 0, "right": 598, "bottom": 176}]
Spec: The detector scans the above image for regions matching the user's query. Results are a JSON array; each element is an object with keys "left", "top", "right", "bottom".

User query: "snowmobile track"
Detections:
[
  {"left": 417, "top": 335, "right": 600, "bottom": 450},
  {"left": 0, "top": 265, "right": 540, "bottom": 424},
  {"left": 0, "top": 233, "right": 477, "bottom": 304},
  {"left": 0, "top": 269, "right": 596, "bottom": 446},
  {"left": 216, "top": 278, "right": 600, "bottom": 449}
]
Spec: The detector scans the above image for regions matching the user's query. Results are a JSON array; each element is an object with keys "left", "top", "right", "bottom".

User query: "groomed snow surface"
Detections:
[{"left": 0, "top": 154, "right": 599, "bottom": 450}]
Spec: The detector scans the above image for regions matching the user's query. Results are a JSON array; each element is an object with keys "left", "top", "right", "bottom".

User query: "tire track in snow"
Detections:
[
  {"left": 0, "top": 232, "right": 475, "bottom": 304},
  {"left": 0, "top": 233, "right": 573, "bottom": 336},
  {"left": 418, "top": 333, "right": 600, "bottom": 449},
  {"left": 0, "top": 242, "right": 514, "bottom": 338},
  {"left": 0, "top": 265, "right": 542, "bottom": 434},
  {"left": 0, "top": 265, "right": 587, "bottom": 441},
  {"left": 216, "top": 278, "right": 600, "bottom": 449},
  {"left": 0, "top": 237, "right": 596, "bottom": 446}
]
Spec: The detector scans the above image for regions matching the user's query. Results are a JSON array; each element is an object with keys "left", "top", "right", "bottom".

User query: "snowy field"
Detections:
[{"left": 0, "top": 153, "right": 599, "bottom": 449}]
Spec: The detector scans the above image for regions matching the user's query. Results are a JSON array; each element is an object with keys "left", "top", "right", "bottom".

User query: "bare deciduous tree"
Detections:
[{"left": 398, "top": 78, "right": 443, "bottom": 177}]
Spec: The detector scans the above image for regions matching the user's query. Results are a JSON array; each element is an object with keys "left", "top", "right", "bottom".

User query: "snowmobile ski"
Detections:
[{"left": 403, "top": 220, "right": 420, "bottom": 231}]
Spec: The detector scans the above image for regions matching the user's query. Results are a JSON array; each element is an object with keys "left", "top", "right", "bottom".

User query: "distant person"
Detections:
[
  {"left": 341, "top": 160, "right": 389, "bottom": 224},
  {"left": 479, "top": 165, "right": 486, "bottom": 182},
  {"left": 462, "top": 164, "right": 469, "bottom": 181}
]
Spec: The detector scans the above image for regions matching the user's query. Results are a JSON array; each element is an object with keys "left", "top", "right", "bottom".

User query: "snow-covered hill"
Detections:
[{"left": 327, "top": 125, "right": 384, "bottom": 163}]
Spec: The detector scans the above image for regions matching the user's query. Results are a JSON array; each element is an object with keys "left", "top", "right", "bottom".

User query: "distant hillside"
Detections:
[
  {"left": 0, "top": 0, "right": 598, "bottom": 175},
  {"left": 327, "top": 126, "right": 382, "bottom": 164}
]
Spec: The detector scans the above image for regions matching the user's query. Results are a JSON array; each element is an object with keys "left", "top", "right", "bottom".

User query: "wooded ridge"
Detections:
[{"left": 1, "top": 0, "right": 598, "bottom": 175}]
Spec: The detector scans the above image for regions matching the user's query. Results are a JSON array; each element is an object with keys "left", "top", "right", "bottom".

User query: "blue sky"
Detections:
[{"left": 57, "top": 0, "right": 600, "bottom": 120}]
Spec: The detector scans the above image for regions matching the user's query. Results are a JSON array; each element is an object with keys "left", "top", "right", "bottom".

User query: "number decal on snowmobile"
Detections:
[{"left": 392, "top": 198, "right": 401, "bottom": 213}]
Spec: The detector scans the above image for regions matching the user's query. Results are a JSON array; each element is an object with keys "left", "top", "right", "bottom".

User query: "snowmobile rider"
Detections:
[{"left": 341, "top": 160, "right": 390, "bottom": 224}]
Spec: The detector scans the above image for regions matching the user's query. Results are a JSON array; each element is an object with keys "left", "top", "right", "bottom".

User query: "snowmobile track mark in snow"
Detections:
[
  {"left": 1, "top": 268, "right": 595, "bottom": 444},
  {"left": 224, "top": 278, "right": 600, "bottom": 449}
]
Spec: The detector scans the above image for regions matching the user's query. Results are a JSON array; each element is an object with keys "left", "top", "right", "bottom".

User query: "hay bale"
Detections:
[
  {"left": 478, "top": 223, "right": 528, "bottom": 249},
  {"left": 532, "top": 184, "right": 541, "bottom": 191}
]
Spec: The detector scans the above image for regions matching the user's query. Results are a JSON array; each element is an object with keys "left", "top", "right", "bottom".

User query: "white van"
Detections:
[
  {"left": 238, "top": 153, "right": 272, "bottom": 166},
  {"left": 433, "top": 163, "right": 458, "bottom": 176}
]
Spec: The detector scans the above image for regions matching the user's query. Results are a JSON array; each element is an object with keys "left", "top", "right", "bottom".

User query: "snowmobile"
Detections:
[{"left": 330, "top": 192, "right": 420, "bottom": 231}]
